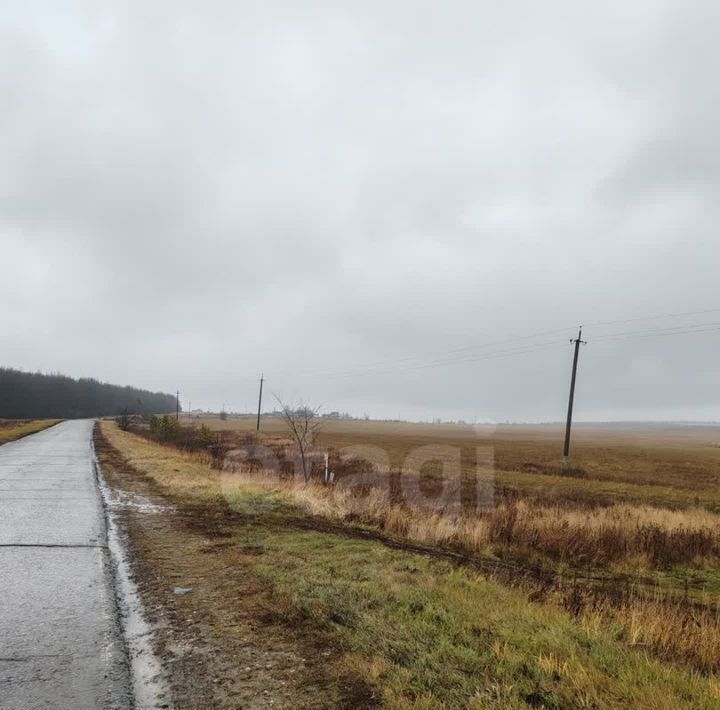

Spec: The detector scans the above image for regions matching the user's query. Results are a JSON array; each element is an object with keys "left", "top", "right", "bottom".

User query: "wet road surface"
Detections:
[{"left": 0, "top": 420, "right": 131, "bottom": 709}]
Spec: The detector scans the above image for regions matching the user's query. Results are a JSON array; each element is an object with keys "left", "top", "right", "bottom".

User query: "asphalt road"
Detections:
[{"left": 0, "top": 420, "right": 132, "bottom": 710}]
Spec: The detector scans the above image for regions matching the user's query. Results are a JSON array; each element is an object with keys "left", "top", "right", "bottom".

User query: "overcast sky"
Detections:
[{"left": 1, "top": 1, "right": 719, "bottom": 422}]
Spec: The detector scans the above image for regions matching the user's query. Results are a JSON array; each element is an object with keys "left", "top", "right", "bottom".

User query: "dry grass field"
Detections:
[
  {"left": 0, "top": 418, "right": 60, "bottom": 444},
  {"left": 190, "top": 414, "right": 720, "bottom": 505},
  {"left": 99, "top": 415, "right": 720, "bottom": 707},
  {"left": 180, "top": 415, "right": 720, "bottom": 579}
]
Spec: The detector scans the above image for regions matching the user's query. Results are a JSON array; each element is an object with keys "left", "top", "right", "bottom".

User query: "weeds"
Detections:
[
  {"left": 135, "top": 416, "right": 231, "bottom": 469},
  {"left": 101, "top": 420, "right": 720, "bottom": 690},
  {"left": 106, "top": 420, "right": 720, "bottom": 679},
  {"left": 580, "top": 595, "right": 720, "bottom": 675},
  {"left": 0, "top": 419, "right": 59, "bottom": 444}
]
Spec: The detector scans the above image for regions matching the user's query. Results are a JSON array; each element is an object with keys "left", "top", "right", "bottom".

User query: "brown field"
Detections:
[
  {"left": 188, "top": 414, "right": 720, "bottom": 504},
  {"left": 99, "top": 416, "right": 720, "bottom": 707},
  {"left": 154, "top": 416, "right": 720, "bottom": 601},
  {"left": 169, "top": 416, "right": 720, "bottom": 599}
]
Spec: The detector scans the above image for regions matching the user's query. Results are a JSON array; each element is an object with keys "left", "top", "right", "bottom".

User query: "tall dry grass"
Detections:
[
  {"left": 0, "top": 419, "right": 59, "bottom": 444},
  {"left": 582, "top": 595, "right": 720, "bottom": 675},
  {"left": 123, "top": 416, "right": 720, "bottom": 570},
  {"left": 225, "top": 462, "right": 720, "bottom": 569},
  {"left": 221, "top": 466, "right": 720, "bottom": 673},
  {"left": 104, "top": 421, "right": 720, "bottom": 675}
]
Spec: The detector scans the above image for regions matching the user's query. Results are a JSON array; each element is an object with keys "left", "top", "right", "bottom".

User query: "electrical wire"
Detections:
[
  {"left": 583, "top": 307, "right": 720, "bottom": 329},
  {"left": 255, "top": 307, "right": 720, "bottom": 384},
  {"left": 592, "top": 322, "right": 720, "bottom": 343}
]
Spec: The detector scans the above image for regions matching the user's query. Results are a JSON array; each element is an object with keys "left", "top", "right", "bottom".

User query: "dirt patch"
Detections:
[{"left": 94, "top": 427, "right": 375, "bottom": 709}]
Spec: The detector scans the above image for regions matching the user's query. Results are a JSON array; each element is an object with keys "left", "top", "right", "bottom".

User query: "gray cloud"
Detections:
[{"left": 1, "top": 1, "right": 718, "bottom": 421}]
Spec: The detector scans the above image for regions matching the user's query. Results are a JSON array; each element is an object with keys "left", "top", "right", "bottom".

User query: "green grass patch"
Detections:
[{"left": 227, "top": 494, "right": 720, "bottom": 708}]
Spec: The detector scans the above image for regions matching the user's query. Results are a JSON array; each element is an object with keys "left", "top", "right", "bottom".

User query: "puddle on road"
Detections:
[{"left": 94, "top": 459, "right": 172, "bottom": 710}]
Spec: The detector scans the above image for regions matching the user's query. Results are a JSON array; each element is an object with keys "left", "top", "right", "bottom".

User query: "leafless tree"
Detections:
[{"left": 276, "top": 398, "right": 323, "bottom": 482}]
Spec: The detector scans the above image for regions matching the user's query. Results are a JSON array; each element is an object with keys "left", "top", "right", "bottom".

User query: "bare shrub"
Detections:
[
  {"left": 130, "top": 416, "right": 232, "bottom": 469},
  {"left": 117, "top": 407, "right": 132, "bottom": 431},
  {"left": 208, "top": 434, "right": 231, "bottom": 470},
  {"left": 277, "top": 399, "right": 323, "bottom": 482}
]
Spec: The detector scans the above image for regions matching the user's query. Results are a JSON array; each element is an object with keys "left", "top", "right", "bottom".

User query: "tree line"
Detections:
[{"left": 0, "top": 367, "right": 177, "bottom": 419}]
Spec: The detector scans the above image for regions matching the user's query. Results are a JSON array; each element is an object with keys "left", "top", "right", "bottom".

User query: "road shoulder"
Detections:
[{"left": 94, "top": 424, "right": 354, "bottom": 709}]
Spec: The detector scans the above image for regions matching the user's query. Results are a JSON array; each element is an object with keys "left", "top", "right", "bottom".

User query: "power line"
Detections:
[
  {"left": 261, "top": 320, "right": 720, "bottom": 385},
  {"left": 281, "top": 328, "right": 577, "bottom": 380},
  {"left": 592, "top": 321, "right": 720, "bottom": 343},
  {"left": 270, "top": 307, "right": 720, "bottom": 382},
  {"left": 584, "top": 307, "right": 720, "bottom": 329},
  {"left": 216, "top": 308, "right": 720, "bottom": 401},
  {"left": 277, "top": 339, "right": 571, "bottom": 382},
  {"left": 378, "top": 340, "right": 570, "bottom": 374},
  {"left": 275, "top": 320, "right": 720, "bottom": 381}
]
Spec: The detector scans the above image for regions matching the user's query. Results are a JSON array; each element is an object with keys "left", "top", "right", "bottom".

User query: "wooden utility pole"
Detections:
[
  {"left": 256, "top": 374, "right": 264, "bottom": 432},
  {"left": 562, "top": 328, "right": 586, "bottom": 467},
  {"left": 176, "top": 390, "right": 180, "bottom": 422}
]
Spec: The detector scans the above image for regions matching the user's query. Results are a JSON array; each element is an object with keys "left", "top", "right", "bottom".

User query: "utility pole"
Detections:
[
  {"left": 176, "top": 390, "right": 180, "bottom": 422},
  {"left": 256, "top": 374, "right": 264, "bottom": 433},
  {"left": 562, "top": 327, "right": 586, "bottom": 468}
]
